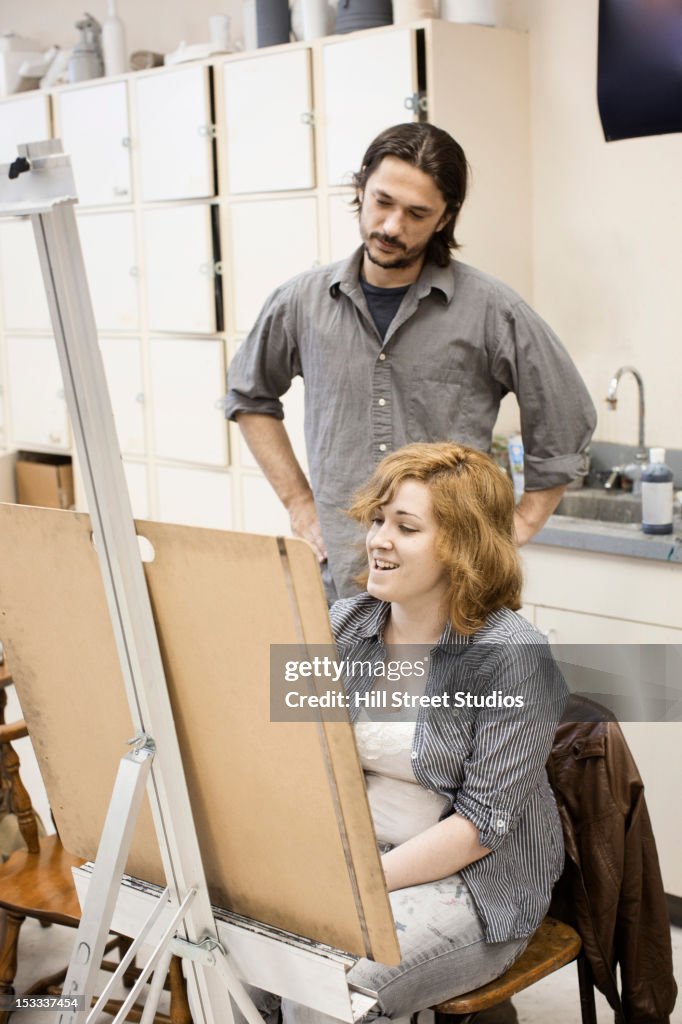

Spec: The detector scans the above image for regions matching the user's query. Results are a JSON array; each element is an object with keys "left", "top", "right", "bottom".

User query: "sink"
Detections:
[{"left": 554, "top": 488, "right": 641, "bottom": 525}]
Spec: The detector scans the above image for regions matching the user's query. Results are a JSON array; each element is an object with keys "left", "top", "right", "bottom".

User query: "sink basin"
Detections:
[{"left": 554, "top": 488, "right": 641, "bottom": 524}]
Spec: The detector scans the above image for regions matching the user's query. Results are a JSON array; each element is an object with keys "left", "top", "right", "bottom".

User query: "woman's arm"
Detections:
[{"left": 381, "top": 812, "right": 491, "bottom": 892}]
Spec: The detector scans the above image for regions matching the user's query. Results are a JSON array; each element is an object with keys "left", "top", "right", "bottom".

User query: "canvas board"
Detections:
[{"left": 0, "top": 503, "right": 400, "bottom": 965}]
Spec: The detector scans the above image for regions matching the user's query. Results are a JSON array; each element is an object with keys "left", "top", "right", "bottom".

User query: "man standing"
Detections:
[{"left": 224, "top": 123, "right": 596, "bottom": 601}]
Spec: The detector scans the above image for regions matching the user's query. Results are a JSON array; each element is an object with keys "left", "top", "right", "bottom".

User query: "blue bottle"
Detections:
[{"left": 641, "top": 447, "right": 673, "bottom": 535}]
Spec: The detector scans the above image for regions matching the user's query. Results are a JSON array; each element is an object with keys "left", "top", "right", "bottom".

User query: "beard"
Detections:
[{"left": 363, "top": 232, "right": 427, "bottom": 270}]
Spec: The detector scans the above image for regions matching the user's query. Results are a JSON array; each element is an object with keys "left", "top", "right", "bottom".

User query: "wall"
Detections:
[{"left": 527, "top": 0, "right": 682, "bottom": 453}]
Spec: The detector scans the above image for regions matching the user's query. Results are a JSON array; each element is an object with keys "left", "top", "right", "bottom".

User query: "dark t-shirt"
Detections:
[{"left": 360, "top": 278, "right": 410, "bottom": 340}]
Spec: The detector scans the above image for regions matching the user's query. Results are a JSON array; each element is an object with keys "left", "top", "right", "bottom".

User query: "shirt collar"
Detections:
[
  {"left": 329, "top": 247, "right": 455, "bottom": 304},
  {"left": 353, "top": 596, "right": 471, "bottom": 653}
]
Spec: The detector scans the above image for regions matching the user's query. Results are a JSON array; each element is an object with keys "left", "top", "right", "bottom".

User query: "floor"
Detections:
[{"left": 9, "top": 916, "right": 682, "bottom": 1023}]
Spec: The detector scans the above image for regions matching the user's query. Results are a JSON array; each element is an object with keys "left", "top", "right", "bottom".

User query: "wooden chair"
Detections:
[
  {"left": 431, "top": 916, "right": 597, "bottom": 1024},
  {"left": 0, "top": 653, "right": 191, "bottom": 1024}
]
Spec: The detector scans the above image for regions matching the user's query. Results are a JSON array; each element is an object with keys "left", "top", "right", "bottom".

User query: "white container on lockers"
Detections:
[
  {"left": 439, "top": 0, "right": 496, "bottom": 26},
  {"left": 102, "top": 0, "right": 128, "bottom": 76}
]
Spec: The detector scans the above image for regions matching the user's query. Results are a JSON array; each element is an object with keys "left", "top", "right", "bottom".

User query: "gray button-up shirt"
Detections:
[
  {"left": 331, "top": 592, "right": 569, "bottom": 944},
  {"left": 224, "top": 249, "right": 596, "bottom": 598}
]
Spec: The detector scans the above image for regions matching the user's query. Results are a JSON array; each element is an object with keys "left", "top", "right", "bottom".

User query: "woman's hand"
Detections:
[{"left": 381, "top": 813, "right": 490, "bottom": 892}]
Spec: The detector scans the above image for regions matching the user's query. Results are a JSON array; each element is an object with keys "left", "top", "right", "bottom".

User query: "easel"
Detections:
[{"left": 0, "top": 142, "right": 399, "bottom": 1022}]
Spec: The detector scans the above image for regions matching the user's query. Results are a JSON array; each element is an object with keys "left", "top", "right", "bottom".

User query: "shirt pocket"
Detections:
[{"left": 408, "top": 373, "right": 466, "bottom": 442}]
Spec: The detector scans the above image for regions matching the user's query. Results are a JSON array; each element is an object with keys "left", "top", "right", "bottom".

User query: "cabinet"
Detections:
[
  {"left": 142, "top": 205, "right": 218, "bottom": 334},
  {"left": 0, "top": 93, "right": 50, "bottom": 164},
  {"left": 522, "top": 543, "right": 682, "bottom": 898},
  {"left": 0, "top": 218, "right": 51, "bottom": 330},
  {"left": 55, "top": 81, "right": 132, "bottom": 207},
  {"left": 221, "top": 48, "right": 315, "bottom": 194},
  {"left": 149, "top": 337, "right": 228, "bottom": 466},
  {"left": 229, "top": 197, "right": 318, "bottom": 334},
  {"left": 135, "top": 65, "right": 215, "bottom": 202},
  {"left": 78, "top": 212, "right": 140, "bottom": 331},
  {"left": 321, "top": 29, "right": 418, "bottom": 187},
  {"left": 5, "top": 336, "right": 68, "bottom": 450}
]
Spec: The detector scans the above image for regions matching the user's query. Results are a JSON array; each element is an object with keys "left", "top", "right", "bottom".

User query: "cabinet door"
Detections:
[
  {"left": 156, "top": 465, "right": 232, "bottom": 529},
  {"left": 78, "top": 212, "right": 140, "bottom": 331},
  {"left": 222, "top": 49, "right": 314, "bottom": 193},
  {"left": 142, "top": 205, "right": 217, "bottom": 334},
  {"left": 0, "top": 218, "right": 51, "bottom": 330},
  {"left": 150, "top": 338, "right": 228, "bottom": 466},
  {"left": 230, "top": 197, "right": 318, "bottom": 333},
  {"left": 0, "top": 93, "right": 50, "bottom": 164},
  {"left": 124, "top": 460, "right": 150, "bottom": 519},
  {"left": 99, "top": 337, "right": 146, "bottom": 455},
  {"left": 322, "top": 30, "right": 418, "bottom": 186},
  {"left": 328, "top": 193, "right": 360, "bottom": 262},
  {"left": 136, "top": 66, "right": 214, "bottom": 201},
  {"left": 6, "top": 336, "right": 69, "bottom": 450},
  {"left": 241, "top": 473, "right": 290, "bottom": 536},
  {"left": 56, "top": 81, "right": 132, "bottom": 206}
]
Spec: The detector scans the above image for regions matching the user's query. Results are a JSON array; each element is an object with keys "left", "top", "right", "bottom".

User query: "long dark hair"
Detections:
[{"left": 352, "top": 123, "right": 469, "bottom": 266}]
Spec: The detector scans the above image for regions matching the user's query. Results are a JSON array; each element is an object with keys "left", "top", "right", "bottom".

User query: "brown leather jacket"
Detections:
[{"left": 547, "top": 696, "right": 677, "bottom": 1024}]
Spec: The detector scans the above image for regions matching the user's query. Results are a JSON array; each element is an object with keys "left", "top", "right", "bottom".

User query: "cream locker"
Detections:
[
  {"left": 156, "top": 465, "right": 232, "bottom": 529},
  {"left": 0, "top": 218, "right": 51, "bottom": 330},
  {"left": 123, "top": 460, "right": 150, "bottom": 519},
  {"left": 221, "top": 48, "right": 315, "bottom": 193},
  {"left": 241, "top": 474, "right": 290, "bottom": 536},
  {"left": 0, "top": 92, "right": 50, "bottom": 164},
  {"left": 78, "top": 212, "right": 140, "bottom": 331},
  {"left": 56, "top": 81, "right": 132, "bottom": 206},
  {"left": 149, "top": 337, "right": 228, "bottom": 466},
  {"left": 99, "top": 337, "right": 146, "bottom": 456},
  {"left": 135, "top": 65, "right": 215, "bottom": 202},
  {"left": 229, "top": 197, "right": 318, "bottom": 334},
  {"left": 321, "top": 29, "right": 418, "bottom": 186},
  {"left": 142, "top": 205, "right": 218, "bottom": 334},
  {"left": 328, "top": 193, "right": 360, "bottom": 262},
  {"left": 5, "top": 336, "right": 68, "bottom": 450}
]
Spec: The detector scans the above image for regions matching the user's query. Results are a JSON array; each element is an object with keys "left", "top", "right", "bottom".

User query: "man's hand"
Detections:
[
  {"left": 513, "top": 484, "right": 567, "bottom": 545},
  {"left": 288, "top": 492, "right": 327, "bottom": 563}
]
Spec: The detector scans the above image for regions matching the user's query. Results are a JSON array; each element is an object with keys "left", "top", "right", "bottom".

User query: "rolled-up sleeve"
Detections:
[
  {"left": 490, "top": 299, "right": 597, "bottom": 490},
  {"left": 452, "top": 639, "right": 568, "bottom": 852},
  {"left": 223, "top": 283, "right": 302, "bottom": 422}
]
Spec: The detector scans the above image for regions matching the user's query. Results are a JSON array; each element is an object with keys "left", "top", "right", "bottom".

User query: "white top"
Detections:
[{"left": 354, "top": 715, "right": 450, "bottom": 846}]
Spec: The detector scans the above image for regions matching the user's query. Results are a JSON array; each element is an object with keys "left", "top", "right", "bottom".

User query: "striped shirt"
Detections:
[{"left": 330, "top": 593, "right": 569, "bottom": 943}]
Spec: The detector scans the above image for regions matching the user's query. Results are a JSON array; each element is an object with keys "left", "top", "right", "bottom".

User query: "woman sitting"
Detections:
[{"left": 278, "top": 442, "right": 568, "bottom": 1024}]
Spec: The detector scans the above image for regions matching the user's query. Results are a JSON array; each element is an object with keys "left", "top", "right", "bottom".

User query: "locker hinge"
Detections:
[{"left": 404, "top": 92, "right": 428, "bottom": 115}]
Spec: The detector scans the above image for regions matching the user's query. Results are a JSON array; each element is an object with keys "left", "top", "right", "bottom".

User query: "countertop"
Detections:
[{"left": 531, "top": 513, "right": 682, "bottom": 564}]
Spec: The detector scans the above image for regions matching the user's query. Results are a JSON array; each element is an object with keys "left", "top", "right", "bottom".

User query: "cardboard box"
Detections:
[{"left": 15, "top": 455, "right": 74, "bottom": 510}]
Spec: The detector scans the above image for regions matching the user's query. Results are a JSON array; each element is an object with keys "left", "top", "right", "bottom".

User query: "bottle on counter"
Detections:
[{"left": 641, "top": 447, "right": 674, "bottom": 535}]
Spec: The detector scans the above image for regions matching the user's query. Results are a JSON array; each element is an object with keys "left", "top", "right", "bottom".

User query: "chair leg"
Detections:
[
  {"left": 169, "top": 955, "right": 192, "bottom": 1024},
  {"left": 0, "top": 911, "right": 25, "bottom": 1024},
  {"left": 576, "top": 951, "right": 598, "bottom": 1024}
]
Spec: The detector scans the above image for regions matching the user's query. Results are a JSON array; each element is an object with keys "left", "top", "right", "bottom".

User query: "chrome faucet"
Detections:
[{"left": 606, "top": 366, "right": 647, "bottom": 465}]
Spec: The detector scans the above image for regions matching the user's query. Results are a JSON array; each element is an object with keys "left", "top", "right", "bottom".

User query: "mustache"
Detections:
[{"left": 370, "top": 232, "right": 406, "bottom": 251}]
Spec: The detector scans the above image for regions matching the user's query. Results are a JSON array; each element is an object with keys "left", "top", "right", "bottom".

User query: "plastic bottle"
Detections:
[
  {"left": 641, "top": 447, "right": 673, "bottom": 535},
  {"left": 507, "top": 433, "right": 525, "bottom": 503},
  {"left": 102, "top": 0, "right": 128, "bottom": 76}
]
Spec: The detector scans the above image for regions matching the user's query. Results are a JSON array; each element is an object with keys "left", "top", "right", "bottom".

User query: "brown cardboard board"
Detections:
[
  {"left": 0, "top": 503, "right": 400, "bottom": 965},
  {"left": 15, "top": 455, "right": 74, "bottom": 510}
]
